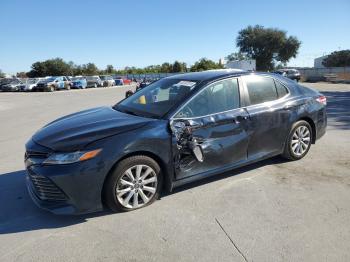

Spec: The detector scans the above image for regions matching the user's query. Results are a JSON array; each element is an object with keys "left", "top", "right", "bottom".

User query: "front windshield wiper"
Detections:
[
  {"left": 113, "top": 105, "right": 160, "bottom": 119},
  {"left": 113, "top": 106, "right": 139, "bottom": 116},
  {"left": 123, "top": 109, "right": 140, "bottom": 117}
]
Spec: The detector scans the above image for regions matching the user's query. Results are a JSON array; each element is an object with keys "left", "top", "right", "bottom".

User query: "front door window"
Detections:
[{"left": 175, "top": 78, "right": 240, "bottom": 118}]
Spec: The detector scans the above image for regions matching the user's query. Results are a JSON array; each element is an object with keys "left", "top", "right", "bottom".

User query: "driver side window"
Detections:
[{"left": 175, "top": 78, "right": 240, "bottom": 118}]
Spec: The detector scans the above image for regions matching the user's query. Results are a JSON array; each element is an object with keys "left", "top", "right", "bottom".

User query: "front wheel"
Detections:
[
  {"left": 282, "top": 120, "right": 312, "bottom": 160},
  {"left": 104, "top": 156, "right": 162, "bottom": 212}
]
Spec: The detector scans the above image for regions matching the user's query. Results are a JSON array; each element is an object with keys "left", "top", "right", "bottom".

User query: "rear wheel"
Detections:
[
  {"left": 282, "top": 120, "right": 312, "bottom": 160},
  {"left": 104, "top": 155, "right": 162, "bottom": 212}
]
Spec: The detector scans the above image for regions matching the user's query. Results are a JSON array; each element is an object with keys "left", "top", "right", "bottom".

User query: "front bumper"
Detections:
[
  {"left": 25, "top": 163, "right": 105, "bottom": 215},
  {"left": 2, "top": 86, "right": 19, "bottom": 91},
  {"left": 26, "top": 173, "right": 76, "bottom": 215},
  {"left": 72, "top": 82, "right": 84, "bottom": 88},
  {"left": 25, "top": 141, "right": 107, "bottom": 215},
  {"left": 34, "top": 85, "right": 48, "bottom": 91}
]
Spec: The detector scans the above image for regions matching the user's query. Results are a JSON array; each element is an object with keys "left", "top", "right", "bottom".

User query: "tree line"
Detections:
[
  {"left": 5, "top": 25, "right": 349, "bottom": 79},
  {"left": 17, "top": 58, "right": 223, "bottom": 78}
]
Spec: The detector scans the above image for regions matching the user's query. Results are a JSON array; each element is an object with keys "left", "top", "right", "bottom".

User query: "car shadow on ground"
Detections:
[
  {"left": 0, "top": 169, "right": 111, "bottom": 235},
  {"left": 0, "top": 157, "right": 286, "bottom": 235},
  {"left": 322, "top": 91, "right": 350, "bottom": 130},
  {"left": 0, "top": 90, "right": 348, "bottom": 235}
]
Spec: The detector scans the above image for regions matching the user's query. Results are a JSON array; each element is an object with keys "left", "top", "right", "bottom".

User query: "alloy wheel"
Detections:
[
  {"left": 291, "top": 125, "right": 311, "bottom": 156},
  {"left": 116, "top": 164, "right": 158, "bottom": 209}
]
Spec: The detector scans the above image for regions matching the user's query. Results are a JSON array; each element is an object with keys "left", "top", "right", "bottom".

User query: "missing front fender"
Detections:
[{"left": 170, "top": 120, "right": 204, "bottom": 164}]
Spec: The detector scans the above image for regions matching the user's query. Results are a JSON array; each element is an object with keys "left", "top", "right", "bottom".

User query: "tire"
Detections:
[
  {"left": 49, "top": 86, "right": 55, "bottom": 92},
  {"left": 104, "top": 155, "right": 162, "bottom": 212},
  {"left": 282, "top": 120, "right": 312, "bottom": 160}
]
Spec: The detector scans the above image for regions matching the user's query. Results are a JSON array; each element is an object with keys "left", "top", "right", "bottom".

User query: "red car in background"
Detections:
[
  {"left": 113, "top": 77, "right": 132, "bottom": 86},
  {"left": 122, "top": 78, "right": 132, "bottom": 85}
]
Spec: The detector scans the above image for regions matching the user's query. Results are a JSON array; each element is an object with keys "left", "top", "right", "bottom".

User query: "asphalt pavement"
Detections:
[{"left": 0, "top": 83, "right": 349, "bottom": 262}]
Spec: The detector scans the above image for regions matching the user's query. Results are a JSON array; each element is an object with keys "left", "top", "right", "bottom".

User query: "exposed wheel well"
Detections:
[
  {"left": 298, "top": 117, "right": 316, "bottom": 144},
  {"left": 101, "top": 151, "right": 171, "bottom": 206}
]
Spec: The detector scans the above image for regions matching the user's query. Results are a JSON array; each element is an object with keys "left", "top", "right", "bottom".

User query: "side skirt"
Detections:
[{"left": 171, "top": 150, "right": 282, "bottom": 189}]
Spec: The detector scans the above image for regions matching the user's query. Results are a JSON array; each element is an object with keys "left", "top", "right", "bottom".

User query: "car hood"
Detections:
[{"left": 32, "top": 106, "right": 153, "bottom": 151}]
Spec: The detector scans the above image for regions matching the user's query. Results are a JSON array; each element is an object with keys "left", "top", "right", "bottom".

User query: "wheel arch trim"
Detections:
[
  {"left": 297, "top": 117, "right": 317, "bottom": 144},
  {"left": 101, "top": 150, "right": 173, "bottom": 205}
]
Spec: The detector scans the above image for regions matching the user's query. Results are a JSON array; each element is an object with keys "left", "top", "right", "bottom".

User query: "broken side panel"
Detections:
[{"left": 170, "top": 108, "right": 250, "bottom": 180}]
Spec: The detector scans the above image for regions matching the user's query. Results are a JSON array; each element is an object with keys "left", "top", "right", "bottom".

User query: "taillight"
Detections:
[{"left": 316, "top": 95, "right": 327, "bottom": 105}]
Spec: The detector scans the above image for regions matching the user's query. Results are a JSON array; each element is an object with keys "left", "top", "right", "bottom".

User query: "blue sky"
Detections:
[{"left": 1, "top": 0, "right": 349, "bottom": 73}]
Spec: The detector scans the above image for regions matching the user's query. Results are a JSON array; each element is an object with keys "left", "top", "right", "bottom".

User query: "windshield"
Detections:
[
  {"left": 86, "top": 76, "right": 98, "bottom": 80},
  {"left": 114, "top": 78, "right": 198, "bottom": 118},
  {"left": 27, "top": 79, "right": 38, "bottom": 84},
  {"left": 42, "top": 77, "right": 56, "bottom": 82}
]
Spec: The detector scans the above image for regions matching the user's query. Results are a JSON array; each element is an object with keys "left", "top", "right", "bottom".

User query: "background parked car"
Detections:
[
  {"left": 122, "top": 78, "right": 132, "bottom": 85},
  {"left": 0, "top": 78, "right": 14, "bottom": 91},
  {"left": 34, "top": 76, "right": 69, "bottom": 92},
  {"left": 100, "top": 75, "right": 115, "bottom": 87},
  {"left": 113, "top": 77, "right": 124, "bottom": 86},
  {"left": 274, "top": 69, "right": 301, "bottom": 82},
  {"left": 19, "top": 78, "right": 42, "bottom": 91},
  {"left": 138, "top": 79, "right": 152, "bottom": 90},
  {"left": 63, "top": 76, "right": 72, "bottom": 89},
  {"left": 70, "top": 77, "right": 87, "bottom": 89},
  {"left": 86, "top": 76, "right": 103, "bottom": 88},
  {"left": 1, "top": 78, "right": 23, "bottom": 92}
]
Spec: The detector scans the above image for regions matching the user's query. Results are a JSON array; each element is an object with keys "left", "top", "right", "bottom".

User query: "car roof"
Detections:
[
  {"left": 166, "top": 69, "right": 295, "bottom": 83},
  {"left": 166, "top": 69, "right": 250, "bottom": 81}
]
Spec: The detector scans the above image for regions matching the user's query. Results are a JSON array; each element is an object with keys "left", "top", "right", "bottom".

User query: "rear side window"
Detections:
[
  {"left": 275, "top": 80, "right": 289, "bottom": 98},
  {"left": 244, "top": 76, "right": 278, "bottom": 105}
]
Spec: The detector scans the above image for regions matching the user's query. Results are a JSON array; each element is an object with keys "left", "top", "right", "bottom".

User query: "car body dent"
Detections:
[
  {"left": 168, "top": 73, "right": 325, "bottom": 184},
  {"left": 170, "top": 107, "right": 250, "bottom": 180}
]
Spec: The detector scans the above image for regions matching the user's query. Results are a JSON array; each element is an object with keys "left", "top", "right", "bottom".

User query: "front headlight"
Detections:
[{"left": 43, "top": 149, "right": 102, "bottom": 165}]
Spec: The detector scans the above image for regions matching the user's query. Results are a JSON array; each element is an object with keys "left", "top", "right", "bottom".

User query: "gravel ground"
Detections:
[{"left": 0, "top": 83, "right": 349, "bottom": 262}]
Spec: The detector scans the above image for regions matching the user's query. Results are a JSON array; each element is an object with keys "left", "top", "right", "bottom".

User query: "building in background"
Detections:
[
  {"left": 224, "top": 59, "right": 256, "bottom": 71},
  {"left": 314, "top": 55, "right": 328, "bottom": 68}
]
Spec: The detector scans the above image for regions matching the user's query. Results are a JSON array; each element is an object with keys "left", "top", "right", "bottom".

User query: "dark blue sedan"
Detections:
[
  {"left": 25, "top": 70, "right": 327, "bottom": 214},
  {"left": 71, "top": 77, "right": 87, "bottom": 89}
]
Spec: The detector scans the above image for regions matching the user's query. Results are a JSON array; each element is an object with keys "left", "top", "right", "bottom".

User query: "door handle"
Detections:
[
  {"left": 234, "top": 115, "right": 249, "bottom": 123},
  {"left": 283, "top": 104, "right": 294, "bottom": 110}
]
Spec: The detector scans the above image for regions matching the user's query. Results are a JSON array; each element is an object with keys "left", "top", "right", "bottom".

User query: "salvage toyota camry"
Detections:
[{"left": 25, "top": 70, "right": 327, "bottom": 214}]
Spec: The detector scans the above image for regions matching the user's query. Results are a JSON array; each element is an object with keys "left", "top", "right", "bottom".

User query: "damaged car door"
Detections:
[{"left": 170, "top": 78, "right": 250, "bottom": 180}]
